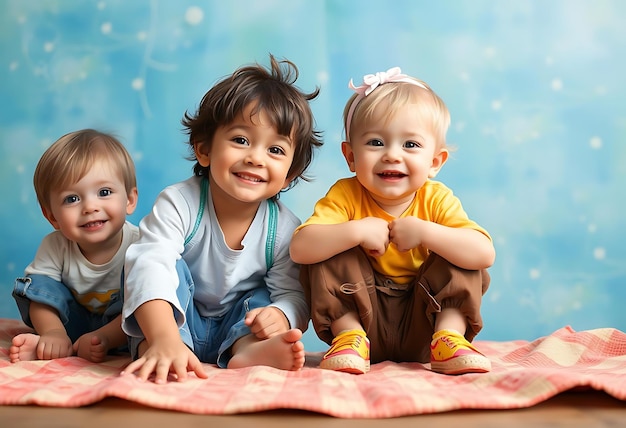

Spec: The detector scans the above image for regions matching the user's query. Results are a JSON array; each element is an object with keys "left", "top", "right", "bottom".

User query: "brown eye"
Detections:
[{"left": 269, "top": 146, "right": 285, "bottom": 155}]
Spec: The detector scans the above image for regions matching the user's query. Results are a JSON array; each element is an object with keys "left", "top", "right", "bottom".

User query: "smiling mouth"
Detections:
[
  {"left": 378, "top": 172, "right": 407, "bottom": 178},
  {"left": 235, "top": 172, "right": 265, "bottom": 183},
  {"left": 82, "top": 220, "right": 106, "bottom": 228}
]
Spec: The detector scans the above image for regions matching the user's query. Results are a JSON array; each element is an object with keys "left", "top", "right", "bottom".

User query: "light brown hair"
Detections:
[{"left": 34, "top": 129, "right": 137, "bottom": 212}]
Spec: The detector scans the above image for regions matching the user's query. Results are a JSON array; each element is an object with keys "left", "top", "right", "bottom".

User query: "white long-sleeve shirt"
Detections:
[{"left": 122, "top": 176, "right": 308, "bottom": 336}]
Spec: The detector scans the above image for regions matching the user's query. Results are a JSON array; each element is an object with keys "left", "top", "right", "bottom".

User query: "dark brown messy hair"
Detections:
[{"left": 181, "top": 54, "right": 323, "bottom": 194}]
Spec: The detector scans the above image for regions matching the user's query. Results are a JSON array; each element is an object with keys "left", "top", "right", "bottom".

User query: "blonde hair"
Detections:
[
  {"left": 34, "top": 129, "right": 137, "bottom": 212},
  {"left": 343, "top": 79, "right": 451, "bottom": 149}
]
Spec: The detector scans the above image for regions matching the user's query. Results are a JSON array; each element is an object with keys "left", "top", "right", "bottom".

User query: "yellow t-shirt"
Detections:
[{"left": 297, "top": 177, "right": 491, "bottom": 285}]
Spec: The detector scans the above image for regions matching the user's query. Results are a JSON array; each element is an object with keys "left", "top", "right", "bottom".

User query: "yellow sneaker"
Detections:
[
  {"left": 319, "top": 329, "right": 370, "bottom": 374},
  {"left": 430, "top": 329, "right": 491, "bottom": 375}
]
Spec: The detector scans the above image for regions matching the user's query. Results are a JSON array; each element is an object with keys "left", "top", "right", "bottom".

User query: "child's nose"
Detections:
[
  {"left": 82, "top": 197, "right": 100, "bottom": 213},
  {"left": 245, "top": 148, "right": 266, "bottom": 166},
  {"left": 383, "top": 146, "right": 402, "bottom": 162}
]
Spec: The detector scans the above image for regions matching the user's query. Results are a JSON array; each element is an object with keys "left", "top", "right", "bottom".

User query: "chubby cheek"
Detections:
[{"left": 354, "top": 155, "right": 376, "bottom": 176}]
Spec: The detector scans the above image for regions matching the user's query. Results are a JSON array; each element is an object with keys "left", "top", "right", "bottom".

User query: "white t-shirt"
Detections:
[{"left": 25, "top": 221, "right": 139, "bottom": 313}]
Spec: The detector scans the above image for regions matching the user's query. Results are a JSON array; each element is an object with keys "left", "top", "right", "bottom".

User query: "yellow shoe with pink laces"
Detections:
[
  {"left": 319, "top": 329, "right": 370, "bottom": 375},
  {"left": 430, "top": 329, "right": 491, "bottom": 375}
]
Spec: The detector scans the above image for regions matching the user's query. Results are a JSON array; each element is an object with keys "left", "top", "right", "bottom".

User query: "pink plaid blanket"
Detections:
[{"left": 1, "top": 318, "right": 625, "bottom": 418}]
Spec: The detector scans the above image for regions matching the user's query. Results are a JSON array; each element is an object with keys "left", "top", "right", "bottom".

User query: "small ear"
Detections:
[
  {"left": 126, "top": 187, "right": 139, "bottom": 215},
  {"left": 428, "top": 148, "right": 449, "bottom": 178},
  {"left": 41, "top": 206, "right": 60, "bottom": 230},
  {"left": 194, "top": 141, "right": 211, "bottom": 167},
  {"left": 341, "top": 141, "right": 356, "bottom": 172}
]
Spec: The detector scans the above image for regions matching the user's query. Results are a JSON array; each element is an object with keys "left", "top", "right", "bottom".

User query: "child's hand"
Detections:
[
  {"left": 121, "top": 335, "right": 208, "bottom": 384},
  {"left": 389, "top": 217, "right": 422, "bottom": 252},
  {"left": 357, "top": 217, "right": 390, "bottom": 257},
  {"left": 37, "top": 329, "right": 73, "bottom": 359},
  {"left": 245, "top": 307, "right": 289, "bottom": 340}
]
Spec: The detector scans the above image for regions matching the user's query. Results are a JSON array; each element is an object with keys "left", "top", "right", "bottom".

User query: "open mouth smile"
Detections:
[
  {"left": 81, "top": 220, "right": 107, "bottom": 229},
  {"left": 378, "top": 171, "right": 407, "bottom": 179},
  {"left": 235, "top": 172, "right": 266, "bottom": 183}
]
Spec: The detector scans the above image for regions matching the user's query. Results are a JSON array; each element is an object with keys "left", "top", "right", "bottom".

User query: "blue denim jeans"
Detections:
[
  {"left": 125, "top": 259, "right": 272, "bottom": 368},
  {"left": 12, "top": 274, "right": 122, "bottom": 342}
]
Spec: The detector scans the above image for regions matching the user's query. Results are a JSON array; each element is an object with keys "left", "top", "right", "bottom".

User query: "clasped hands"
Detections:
[{"left": 358, "top": 216, "right": 423, "bottom": 257}]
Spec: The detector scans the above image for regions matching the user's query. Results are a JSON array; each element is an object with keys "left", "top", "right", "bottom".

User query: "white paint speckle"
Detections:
[
  {"left": 185, "top": 7, "right": 204, "bottom": 25},
  {"left": 484, "top": 46, "right": 496, "bottom": 58},
  {"left": 131, "top": 78, "right": 144, "bottom": 90},
  {"left": 589, "top": 136, "right": 602, "bottom": 149},
  {"left": 101, "top": 22, "right": 112, "bottom": 34},
  {"left": 593, "top": 247, "right": 606, "bottom": 260}
]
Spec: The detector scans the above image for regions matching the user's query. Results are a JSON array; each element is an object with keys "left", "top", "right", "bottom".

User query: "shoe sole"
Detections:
[
  {"left": 320, "top": 354, "right": 370, "bottom": 375},
  {"left": 431, "top": 354, "right": 492, "bottom": 375}
]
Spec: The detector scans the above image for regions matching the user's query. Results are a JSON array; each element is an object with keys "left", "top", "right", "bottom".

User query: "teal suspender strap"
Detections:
[
  {"left": 184, "top": 176, "right": 208, "bottom": 246},
  {"left": 265, "top": 199, "right": 278, "bottom": 271},
  {"left": 184, "top": 176, "right": 277, "bottom": 270}
]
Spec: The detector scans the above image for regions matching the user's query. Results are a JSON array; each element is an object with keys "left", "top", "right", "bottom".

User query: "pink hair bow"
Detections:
[{"left": 345, "top": 67, "right": 427, "bottom": 139}]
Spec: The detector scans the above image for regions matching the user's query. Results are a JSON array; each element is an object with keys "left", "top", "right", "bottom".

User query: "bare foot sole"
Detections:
[
  {"left": 9, "top": 333, "right": 41, "bottom": 362},
  {"left": 228, "top": 329, "right": 305, "bottom": 371}
]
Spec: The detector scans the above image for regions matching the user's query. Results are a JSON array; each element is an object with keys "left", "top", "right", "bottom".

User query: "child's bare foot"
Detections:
[
  {"left": 73, "top": 334, "right": 108, "bottom": 363},
  {"left": 228, "top": 329, "right": 305, "bottom": 371},
  {"left": 9, "top": 333, "right": 41, "bottom": 362}
]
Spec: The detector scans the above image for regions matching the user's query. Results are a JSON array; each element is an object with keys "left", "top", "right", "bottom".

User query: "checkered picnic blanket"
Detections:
[{"left": 1, "top": 318, "right": 625, "bottom": 418}]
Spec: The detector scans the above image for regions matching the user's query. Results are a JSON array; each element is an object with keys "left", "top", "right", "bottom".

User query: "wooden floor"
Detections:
[{"left": 1, "top": 390, "right": 625, "bottom": 428}]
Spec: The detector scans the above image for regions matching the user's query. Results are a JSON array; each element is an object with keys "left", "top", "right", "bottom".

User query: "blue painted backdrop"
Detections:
[{"left": 1, "top": 0, "right": 624, "bottom": 351}]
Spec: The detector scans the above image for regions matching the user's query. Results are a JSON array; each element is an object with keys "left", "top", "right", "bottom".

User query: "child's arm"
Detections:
[
  {"left": 121, "top": 299, "right": 208, "bottom": 383},
  {"left": 290, "top": 217, "right": 390, "bottom": 265},
  {"left": 28, "top": 301, "right": 73, "bottom": 359},
  {"left": 21, "top": 233, "right": 73, "bottom": 359},
  {"left": 389, "top": 217, "right": 495, "bottom": 270}
]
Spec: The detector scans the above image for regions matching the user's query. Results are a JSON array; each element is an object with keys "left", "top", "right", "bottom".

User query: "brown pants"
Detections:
[{"left": 299, "top": 248, "right": 490, "bottom": 364}]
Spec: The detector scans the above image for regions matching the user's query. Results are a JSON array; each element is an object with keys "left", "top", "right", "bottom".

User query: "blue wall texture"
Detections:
[{"left": 1, "top": 0, "right": 624, "bottom": 351}]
